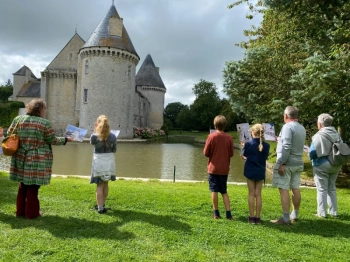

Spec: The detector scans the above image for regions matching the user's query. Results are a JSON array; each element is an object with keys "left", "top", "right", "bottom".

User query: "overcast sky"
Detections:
[{"left": 0, "top": 0, "right": 261, "bottom": 106}]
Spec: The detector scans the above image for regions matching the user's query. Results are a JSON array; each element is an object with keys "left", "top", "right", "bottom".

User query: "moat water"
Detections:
[
  {"left": 49, "top": 136, "right": 271, "bottom": 183},
  {"left": 0, "top": 136, "right": 272, "bottom": 183}
]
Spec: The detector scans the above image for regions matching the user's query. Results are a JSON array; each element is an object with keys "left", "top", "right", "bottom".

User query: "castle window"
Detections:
[
  {"left": 128, "top": 65, "right": 131, "bottom": 77},
  {"left": 85, "top": 60, "right": 89, "bottom": 74},
  {"left": 69, "top": 53, "right": 73, "bottom": 60},
  {"left": 84, "top": 89, "right": 88, "bottom": 103}
]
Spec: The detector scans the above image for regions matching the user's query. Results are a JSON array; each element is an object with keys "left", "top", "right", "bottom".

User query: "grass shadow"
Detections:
[
  {"left": 261, "top": 216, "right": 350, "bottom": 238},
  {"left": 0, "top": 213, "right": 135, "bottom": 240},
  {"left": 105, "top": 209, "right": 192, "bottom": 232},
  {"left": 0, "top": 208, "right": 192, "bottom": 239}
]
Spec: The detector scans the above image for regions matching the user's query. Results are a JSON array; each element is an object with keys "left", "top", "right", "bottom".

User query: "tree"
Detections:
[
  {"left": 225, "top": 1, "right": 350, "bottom": 139},
  {"left": 5, "top": 79, "right": 13, "bottom": 88},
  {"left": 175, "top": 107, "right": 194, "bottom": 131},
  {"left": 164, "top": 102, "right": 188, "bottom": 128},
  {"left": 161, "top": 117, "right": 172, "bottom": 135},
  {"left": 192, "top": 79, "right": 219, "bottom": 98},
  {"left": 0, "top": 87, "right": 13, "bottom": 101},
  {"left": 190, "top": 80, "right": 221, "bottom": 130},
  {"left": 220, "top": 98, "right": 246, "bottom": 131}
]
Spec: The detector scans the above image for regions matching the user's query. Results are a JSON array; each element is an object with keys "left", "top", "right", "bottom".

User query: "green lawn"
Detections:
[
  {"left": 168, "top": 130, "right": 239, "bottom": 141},
  {"left": 1, "top": 172, "right": 350, "bottom": 261}
]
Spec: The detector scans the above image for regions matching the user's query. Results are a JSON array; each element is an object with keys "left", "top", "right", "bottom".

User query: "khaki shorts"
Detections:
[{"left": 272, "top": 164, "right": 304, "bottom": 190}]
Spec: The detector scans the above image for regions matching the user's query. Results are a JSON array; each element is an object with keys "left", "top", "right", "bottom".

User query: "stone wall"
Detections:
[
  {"left": 136, "top": 86, "right": 165, "bottom": 129},
  {"left": 13, "top": 69, "right": 37, "bottom": 101},
  {"left": 133, "top": 92, "right": 150, "bottom": 128},
  {"left": 42, "top": 72, "right": 78, "bottom": 130},
  {"left": 47, "top": 34, "right": 84, "bottom": 71},
  {"left": 78, "top": 47, "right": 139, "bottom": 138}
]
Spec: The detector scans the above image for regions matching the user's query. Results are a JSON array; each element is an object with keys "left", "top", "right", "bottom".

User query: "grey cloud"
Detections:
[{"left": 0, "top": 0, "right": 261, "bottom": 105}]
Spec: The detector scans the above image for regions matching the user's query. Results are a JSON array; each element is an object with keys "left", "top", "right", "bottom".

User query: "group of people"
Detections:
[
  {"left": 0, "top": 98, "right": 116, "bottom": 219},
  {"left": 204, "top": 106, "right": 343, "bottom": 225},
  {"left": 0, "top": 100, "right": 344, "bottom": 222}
]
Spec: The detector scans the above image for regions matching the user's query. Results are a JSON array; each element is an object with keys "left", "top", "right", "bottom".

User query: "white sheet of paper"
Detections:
[
  {"left": 111, "top": 130, "right": 120, "bottom": 138},
  {"left": 262, "top": 123, "right": 276, "bottom": 141},
  {"left": 236, "top": 123, "right": 251, "bottom": 142},
  {"left": 65, "top": 124, "right": 88, "bottom": 142}
]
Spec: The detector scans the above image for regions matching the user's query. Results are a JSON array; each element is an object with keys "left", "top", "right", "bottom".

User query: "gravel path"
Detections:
[{"left": 0, "top": 155, "right": 10, "bottom": 171}]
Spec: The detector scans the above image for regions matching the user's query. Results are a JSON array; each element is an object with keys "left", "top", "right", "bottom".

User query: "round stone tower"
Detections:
[
  {"left": 135, "top": 54, "right": 166, "bottom": 129},
  {"left": 77, "top": 3, "right": 139, "bottom": 138}
]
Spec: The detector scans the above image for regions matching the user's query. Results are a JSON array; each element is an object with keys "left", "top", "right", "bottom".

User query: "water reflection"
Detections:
[{"left": 51, "top": 137, "right": 270, "bottom": 183}]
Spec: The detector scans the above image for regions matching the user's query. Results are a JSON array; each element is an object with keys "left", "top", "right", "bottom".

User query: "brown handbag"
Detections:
[{"left": 1, "top": 117, "right": 22, "bottom": 156}]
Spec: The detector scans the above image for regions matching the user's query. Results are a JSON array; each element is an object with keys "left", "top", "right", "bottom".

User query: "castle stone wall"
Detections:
[
  {"left": 133, "top": 92, "right": 150, "bottom": 128},
  {"left": 78, "top": 47, "right": 139, "bottom": 138},
  {"left": 13, "top": 69, "right": 37, "bottom": 101},
  {"left": 17, "top": 97, "right": 34, "bottom": 106},
  {"left": 43, "top": 72, "right": 78, "bottom": 132},
  {"left": 13, "top": 76, "right": 25, "bottom": 101},
  {"left": 47, "top": 34, "right": 84, "bottom": 72},
  {"left": 137, "top": 86, "right": 165, "bottom": 129}
]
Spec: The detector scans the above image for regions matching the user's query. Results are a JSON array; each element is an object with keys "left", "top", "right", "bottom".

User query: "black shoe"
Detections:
[
  {"left": 94, "top": 205, "right": 111, "bottom": 210},
  {"left": 98, "top": 208, "right": 108, "bottom": 214}
]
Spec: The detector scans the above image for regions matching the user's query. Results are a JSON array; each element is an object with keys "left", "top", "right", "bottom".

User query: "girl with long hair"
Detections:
[
  {"left": 241, "top": 124, "right": 270, "bottom": 224},
  {"left": 90, "top": 115, "right": 117, "bottom": 214}
]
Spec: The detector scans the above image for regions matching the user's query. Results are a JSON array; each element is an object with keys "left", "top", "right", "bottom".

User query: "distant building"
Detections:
[{"left": 11, "top": 3, "right": 166, "bottom": 138}]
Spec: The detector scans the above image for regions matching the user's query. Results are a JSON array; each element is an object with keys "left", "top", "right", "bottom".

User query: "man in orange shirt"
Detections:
[{"left": 204, "top": 115, "right": 234, "bottom": 220}]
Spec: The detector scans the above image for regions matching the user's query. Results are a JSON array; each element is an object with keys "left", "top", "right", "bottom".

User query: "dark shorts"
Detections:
[{"left": 208, "top": 174, "right": 228, "bottom": 194}]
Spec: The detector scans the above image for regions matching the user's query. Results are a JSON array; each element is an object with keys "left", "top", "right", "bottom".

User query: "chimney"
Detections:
[{"left": 25, "top": 68, "right": 31, "bottom": 83}]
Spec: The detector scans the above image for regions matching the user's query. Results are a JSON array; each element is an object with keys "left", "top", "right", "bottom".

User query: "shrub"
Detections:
[
  {"left": 0, "top": 101, "right": 25, "bottom": 127},
  {"left": 133, "top": 127, "right": 166, "bottom": 139}
]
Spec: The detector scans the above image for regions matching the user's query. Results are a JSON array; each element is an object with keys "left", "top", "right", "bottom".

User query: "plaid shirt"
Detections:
[{"left": 8, "top": 115, "right": 66, "bottom": 185}]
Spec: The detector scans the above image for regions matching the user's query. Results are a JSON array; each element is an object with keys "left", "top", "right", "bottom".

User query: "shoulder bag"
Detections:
[{"left": 1, "top": 117, "right": 22, "bottom": 156}]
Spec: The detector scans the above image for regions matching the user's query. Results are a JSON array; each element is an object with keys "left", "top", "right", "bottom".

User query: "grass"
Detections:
[
  {"left": 1, "top": 172, "right": 350, "bottom": 261},
  {"left": 168, "top": 130, "right": 239, "bottom": 141}
]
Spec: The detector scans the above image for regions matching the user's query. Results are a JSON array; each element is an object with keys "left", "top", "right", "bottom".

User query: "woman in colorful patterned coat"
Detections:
[{"left": 8, "top": 98, "right": 73, "bottom": 219}]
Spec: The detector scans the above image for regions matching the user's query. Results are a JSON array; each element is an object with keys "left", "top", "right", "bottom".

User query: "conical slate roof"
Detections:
[
  {"left": 136, "top": 54, "right": 166, "bottom": 89},
  {"left": 13, "top": 65, "right": 38, "bottom": 79},
  {"left": 82, "top": 4, "right": 138, "bottom": 58}
]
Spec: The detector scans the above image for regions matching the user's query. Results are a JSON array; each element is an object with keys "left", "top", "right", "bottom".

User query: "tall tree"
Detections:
[
  {"left": 224, "top": 0, "right": 350, "bottom": 139},
  {"left": 220, "top": 98, "right": 246, "bottom": 131},
  {"left": 176, "top": 106, "right": 194, "bottom": 131},
  {"left": 164, "top": 102, "right": 188, "bottom": 128},
  {"left": 190, "top": 80, "right": 221, "bottom": 130},
  {"left": 5, "top": 79, "right": 13, "bottom": 88}
]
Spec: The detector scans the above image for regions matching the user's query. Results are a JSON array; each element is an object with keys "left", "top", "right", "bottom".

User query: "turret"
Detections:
[
  {"left": 135, "top": 54, "right": 166, "bottom": 129},
  {"left": 77, "top": 3, "right": 139, "bottom": 138}
]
